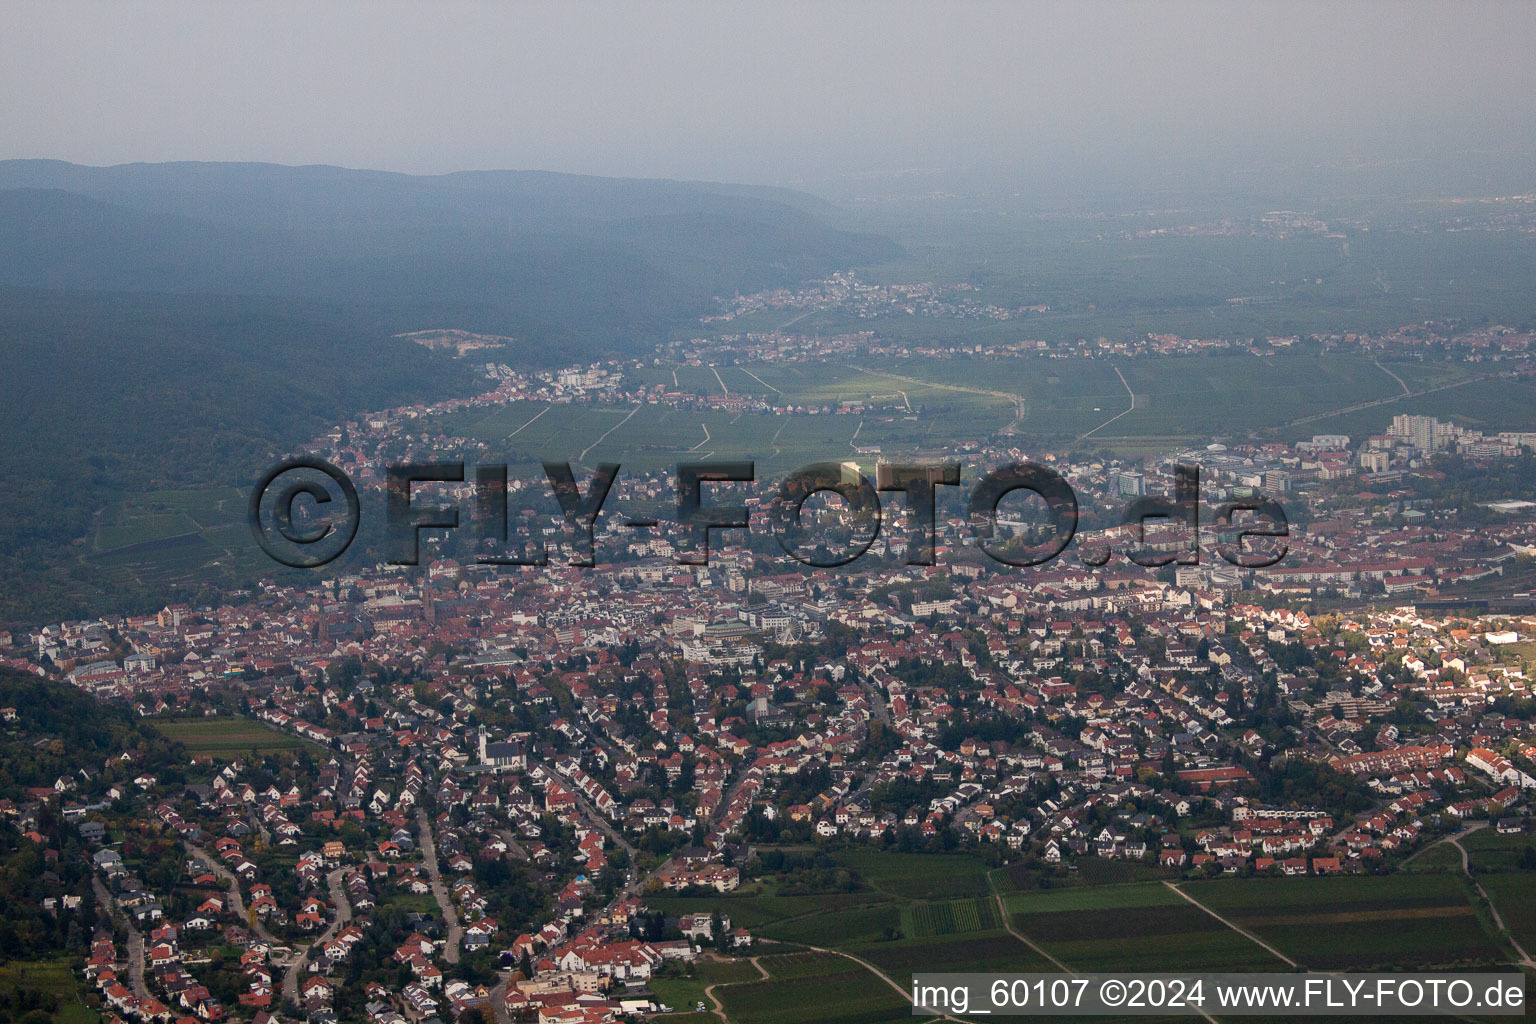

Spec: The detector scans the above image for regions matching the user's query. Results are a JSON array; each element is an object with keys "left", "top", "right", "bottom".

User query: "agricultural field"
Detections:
[
  {"left": 152, "top": 716, "right": 315, "bottom": 758},
  {"left": 755, "top": 903, "right": 901, "bottom": 947},
  {"left": 435, "top": 352, "right": 1500, "bottom": 489},
  {"left": 92, "top": 487, "right": 250, "bottom": 553},
  {"left": 0, "top": 958, "right": 99, "bottom": 1024},
  {"left": 645, "top": 892, "right": 882, "bottom": 934},
  {"left": 869, "top": 351, "right": 1489, "bottom": 444},
  {"left": 1463, "top": 827, "right": 1536, "bottom": 873},
  {"left": 901, "top": 896, "right": 1002, "bottom": 938},
  {"left": 712, "top": 963, "right": 909, "bottom": 1024},
  {"left": 845, "top": 929, "right": 1056, "bottom": 984},
  {"left": 693, "top": 959, "right": 764, "bottom": 985},
  {"left": 77, "top": 484, "right": 277, "bottom": 604},
  {"left": 1001, "top": 856, "right": 1176, "bottom": 891},
  {"left": 1007, "top": 882, "right": 1285, "bottom": 972},
  {"left": 1181, "top": 873, "right": 1506, "bottom": 969},
  {"left": 1479, "top": 874, "right": 1536, "bottom": 955},
  {"left": 1403, "top": 840, "right": 1466, "bottom": 873},
  {"left": 754, "top": 951, "right": 849, "bottom": 979},
  {"left": 93, "top": 511, "right": 203, "bottom": 552},
  {"left": 832, "top": 850, "right": 992, "bottom": 900}
]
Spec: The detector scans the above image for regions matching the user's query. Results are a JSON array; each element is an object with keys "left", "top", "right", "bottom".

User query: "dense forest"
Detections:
[{"left": 0, "top": 161, "right": 898, "bottom": 628}]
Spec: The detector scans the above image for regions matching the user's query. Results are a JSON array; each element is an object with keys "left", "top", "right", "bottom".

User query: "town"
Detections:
[{"left": 6, "top": 308, "right": 1536, "bottom": 1024}]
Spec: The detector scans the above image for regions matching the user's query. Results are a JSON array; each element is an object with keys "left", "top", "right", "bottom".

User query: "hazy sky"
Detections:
[{"left": 4, "top": 1, "right": 1534, "bottom": 186}]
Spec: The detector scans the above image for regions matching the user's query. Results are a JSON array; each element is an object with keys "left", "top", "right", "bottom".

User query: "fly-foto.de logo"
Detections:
[{"left": 249, "top": 458, "right": 1288, "bottom": 571}]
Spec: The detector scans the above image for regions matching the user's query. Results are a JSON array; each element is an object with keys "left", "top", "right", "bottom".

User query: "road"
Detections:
[
  {"left": 570, "top": 790, "right": 638, "bottom": 863},
  {"left": 483, "top": 785, "right": 640, "bottom": 1023},
  {"left": 579, "top": 403, "right": 641, "bottom": 463},
  {"left": 417, "top": 809, "right": 462, "bottom": 963},
  {"left": 859, "top": 678, "right": 892, "bottom": 727},
  {"left": 803, "top": 945, "right": 991, "bottom": 1024},
  {"left": 697, "top": 955, "right": 767, "bottom": 1022},
  {"left": 994, "top": 889, "right": 1071, "bottom": 972},
  {"left": 739, "top": 367, "right": 781, "bottom": 396},
  {"left": 282, "top": 866, "right": 352, "bottom": 1003},
  {"left": 93, "top": 875, "right": 149, "bottom": 1000},
  {"left": 1375, "top": 359, "right": 1411, "bottom": 396},
  {"left": 248, "top": 807, "right": 272, "bottom": 848},
  {"left": 1445, "top": 832, "right": 1536, "bottom": 967},
  {"left": 1077, "top": 364, "right": 1137, "bottom": 442},
  {"left": 1164, "top": 881, "right": 1299, "bottom": 969},
  {"left": 495, "top": 828, "right": 529, "bottom": 862},
  {"left": 487, "top": 975, "right": 513, "bottom": 1024},
  {"left": 842, "top": 683, "right": 894, "bottom": 805},
  {"left": 1279, "top": 372, "right": 1496, "bottom": 429},
  {"left": 1399, "top": 820, "right": 1487, "bottom": 868},
  {"left": 194, "top": 851, "right": 282, "bottom": 948}
]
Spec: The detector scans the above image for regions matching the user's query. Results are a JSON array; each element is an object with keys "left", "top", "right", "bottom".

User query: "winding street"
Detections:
[
  {"left": 282, "top": 866, "right": 353, "bottom": 1003},
  {"left": 193, "top": 852, "right": 282, "bottom": 948},
  {"left": 417, "top": 809, "right": 462, "bottom": 964},
  {"left": 93, "top": 875, "right": 148, "bottom": 1000}
]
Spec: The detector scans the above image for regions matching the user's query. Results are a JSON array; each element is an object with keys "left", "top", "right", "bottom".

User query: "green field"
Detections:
[
  {"left": 647, "top": 972, "right": 710, "bottom": 1013},
  {"left": 901, "top": 896, "right": 1002, "bottom": 937},
  {"left": 1007, "top": 882, "right": 1287, "bottom": 972},
  {"left": 153, "top": 716, "right": 316, "bottom": 758},
  {"left": 76, "top": 484, "right": 279, "bottom": 609},
  {"left": 755, "top": 903, "right": 902, "bottom": 946},
  {"left": 1182, "top": 874, "right": 1506, "bottom": 969},
  {"left": 647, "top": 891, "right": 883, "bottom": 932},
  {"left": 650, "top": 849, "right": 1529, "bottom": 1013},
  {"left": 754, "top": 951, "right": 849, "bottom": 979},
  {"left": 1403, "top": 840, "right": 1466, "bottom": 873},
  {"left": 1004, "top": 881, "right": 1187, "bottom": 914},
  {"left": 1001, "top": 856, "right": 1177, "bottom": 891},
  {"left": 1463, "top": 827, "right": 1536, "bottom": 873},
  {"left": 848, "top": 929, "right": 1057, "bottom": 983},
  {"left": 834, "top": 850, "right": 993, "bottom": 900},
  {"left": 0, "top": 959, "right": 99, "bottom": 1024},
  {"left": 432, "top": 353, "right": 1509, "bottom": 483},
  {"left": 712, "top": 965, "right": 909, "bottom": 1024},
  {"left": 1480, "top": 874, "right": 1536, "bottom": 955},
  {"left": 651, "top": 1014, "right": 715, "bottom": 1024}
]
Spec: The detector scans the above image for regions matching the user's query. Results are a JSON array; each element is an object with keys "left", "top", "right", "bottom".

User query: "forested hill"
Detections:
[
  {"left": 0, "top": 284, "right": 485, "bottom": 627},
  {"left": 0, "top": 160, "right": 898, "bottom": 362},
  {"left": 0, "top": 162, "right": 896, "bottom": 627},
  {"left": 0, "top": 669, "right": 182, "bottom": 801}
]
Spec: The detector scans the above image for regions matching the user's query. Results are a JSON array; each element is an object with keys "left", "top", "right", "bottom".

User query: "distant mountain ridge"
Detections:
[{"left": 0, "top": 160, "right": 897, "bottom": 359}]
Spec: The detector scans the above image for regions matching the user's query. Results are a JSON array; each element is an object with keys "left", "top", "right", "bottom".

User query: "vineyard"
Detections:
[{"left": 901, "top": 897, "right": 1002, "bottom": 938}]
